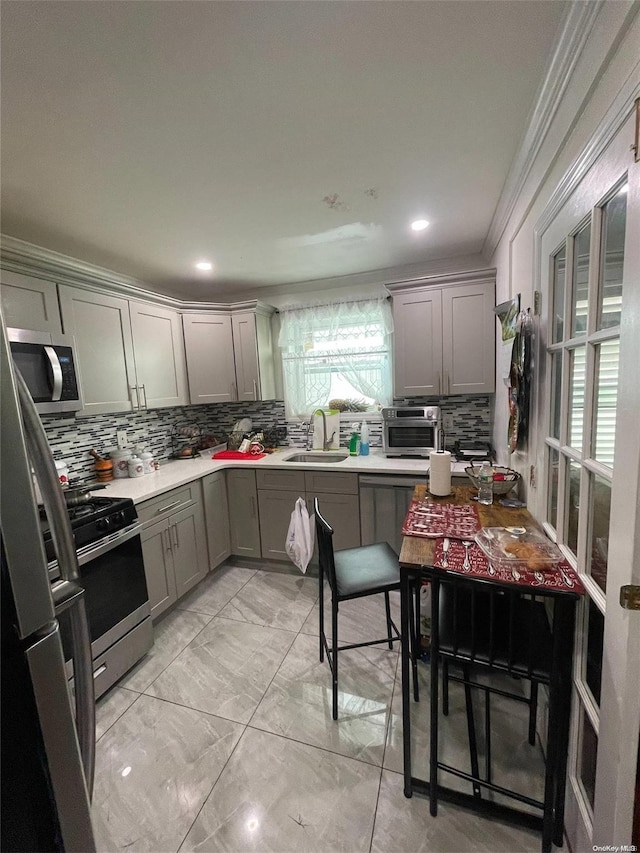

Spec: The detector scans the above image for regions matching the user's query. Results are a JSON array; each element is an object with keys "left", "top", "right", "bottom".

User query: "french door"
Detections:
[{"left": 536, "top": 111, "right": 640, "bottom": 850}]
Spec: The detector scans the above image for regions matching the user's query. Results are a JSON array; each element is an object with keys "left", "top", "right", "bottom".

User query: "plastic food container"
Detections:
[{"left": 475, "top": 527, "right": 562, "bottom": 571}]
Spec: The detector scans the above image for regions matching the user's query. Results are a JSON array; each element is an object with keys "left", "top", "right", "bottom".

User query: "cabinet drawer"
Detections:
[
  {"left": 304, "top": 471, "right": 358, "bottom": 495},
  {"left": 256, "top": 469, "right": 306, "bottom": 492},
  {"left": 137, "top": 482, "right": 201, "bottom": 525}
]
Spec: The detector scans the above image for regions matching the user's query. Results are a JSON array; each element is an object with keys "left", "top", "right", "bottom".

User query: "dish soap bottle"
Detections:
[
  {"left": 360, "top": 421, "right": 369, "bottom": 456},
  {"left": 349, "top": 423, "right": 360, "bottom": 456}
]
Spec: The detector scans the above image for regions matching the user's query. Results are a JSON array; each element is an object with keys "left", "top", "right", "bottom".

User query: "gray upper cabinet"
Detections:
[
  {"left": 232, "top": 311, "right": 276, "bottom": 401},
  {"left": 59, "top": 285, "right": 137, "bottom": 416},
  {"left": 183, "top": 313, "right": 236, "bottom": 404},
  {"left": 182, "top": 304, "right": 276, "bottom": 405},
  {"left": 389, "top": 270, "right": 495, "bottom": 397},
  {"left": 1, "top": 270, "right": 62, "bottom": 333},
  {"left": 441, "top": 282, "right": 495, "bottom": 394},
  {"left": 59, "top": 286, "right": 187, "bottom": 415},
  {"left": 392, "top": 289, "right": 442, "bottom": 396},
  {"left": 129, "top": 302, "right": 187, "bottom": 408}
]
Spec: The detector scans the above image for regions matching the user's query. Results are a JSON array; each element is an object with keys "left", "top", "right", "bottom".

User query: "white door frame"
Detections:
[{"left": 532, "top": 103, "right": 640, "bottom": 851}]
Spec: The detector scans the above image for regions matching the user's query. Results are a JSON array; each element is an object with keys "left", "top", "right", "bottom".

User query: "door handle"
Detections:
[
  {"left": 130, "top": 385, "right": 139, "bottom": 411},
  {"left": 139, "top": 384, "right": 147, "bottom": 409},
  {"left": 437, "top": 374, "right": 442, "bottom": 395},
  {"left": 253, "top": 379, "right": 258, "bottom": 401},
  {"left": 620, "top": 585, "right": 640, "bottom": 610},
  {"left": 172, "top": 523, "right": 179, "bottom": 549},
  {"left": 250, "top": 495, "right": 257, "bottom": 518},
  {"left": 44, "top": 346, "right": 63, "bottom": 401},
  {"left": 162, "top": 528, "right": 171, "bottom": 551}
]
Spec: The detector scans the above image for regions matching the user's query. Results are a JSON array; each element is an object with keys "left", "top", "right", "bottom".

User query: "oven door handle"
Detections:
[{"left": 76, "top": 522, "right": 142, "bottom": 567}]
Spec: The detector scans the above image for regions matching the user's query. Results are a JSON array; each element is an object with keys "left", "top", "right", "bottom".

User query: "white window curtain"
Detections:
[{"left": 278, "top": 297, "right": 394, "bottom": 419}]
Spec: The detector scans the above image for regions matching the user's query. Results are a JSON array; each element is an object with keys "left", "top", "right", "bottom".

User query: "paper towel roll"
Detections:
[{"left": 429, "top": 450, "right": 452, "bottom": 496}]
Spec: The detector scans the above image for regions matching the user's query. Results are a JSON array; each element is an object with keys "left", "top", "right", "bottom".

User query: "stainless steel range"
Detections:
[
  {"left": 43, "top": 495, "right": 153, "bottom": 699},
  {"left": 382, "top": 406, "right": 442, "bottom": 457}
]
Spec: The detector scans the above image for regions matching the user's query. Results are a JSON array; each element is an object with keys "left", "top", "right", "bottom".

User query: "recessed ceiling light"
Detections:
[
  {"left": 410, "top": 219, "right": 429, "bottom": 232},
  {"left": 195, "top": 261, "right": 213, "bottom": 271}
]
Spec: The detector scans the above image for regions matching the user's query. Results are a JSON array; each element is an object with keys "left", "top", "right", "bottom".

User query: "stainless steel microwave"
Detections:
[
  {"left": 382, "top": 406, "right": 442, "bottom": 457},
  {"left": 8, "top": 328, "right": 82, "bottom": 414}
]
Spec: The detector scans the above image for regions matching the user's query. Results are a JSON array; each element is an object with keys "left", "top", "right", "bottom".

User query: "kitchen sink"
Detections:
[{"left": 284, "top": 452, "right": 350, "bottom": 463}]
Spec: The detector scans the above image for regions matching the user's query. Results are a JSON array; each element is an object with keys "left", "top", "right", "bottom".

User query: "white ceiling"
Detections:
[{"left": 1, "top": 1, "right": 567, "bottom": 300}]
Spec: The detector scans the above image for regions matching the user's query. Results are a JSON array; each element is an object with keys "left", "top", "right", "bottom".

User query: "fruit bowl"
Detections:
[{"left": 465, "top": 465, "right": 521, "bottom": 496}]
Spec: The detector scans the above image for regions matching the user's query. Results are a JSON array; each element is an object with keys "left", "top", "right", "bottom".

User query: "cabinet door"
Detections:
[
  {"left": 231, "top": 313, "right": 260, "bottom": 402},
  {"left": 393, "top": 290, "right": 443, "bottom": 396},
  {"left": 141, "top": 519, "right": 177, "bottom": 620},
  {"left": 129, "top": 302, "right": 187, "bottom": 408},
  {"left": 183, "top": 313, "right": 236, "bottom": 404},
  {"left": 1, "top": 270, "right": 61, "bottom": 333},
  {"left": 312, "top": 492, "right": 361, "bottom": 551},
  {"left": 227, "top": 469, "right": 261, "bottom": 558},
  {"left": 59, "top": 285, "right": 137, "bottom": 415},
  {"left": 202, "top": 471, "right": 231, "bottom": 570},
  {"left": 441, "top": 281, "right": 495, "bottom": 394},
  {"left": 170, "top": 501, "right": 209, "bottom": 598},
  {"left": 258, "top": 489, "right": 300, "bottom": 560}
]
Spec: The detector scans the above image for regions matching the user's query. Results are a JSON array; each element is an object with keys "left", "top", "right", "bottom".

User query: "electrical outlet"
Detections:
[
  {"left": 116, "top": 430, "right": 128, "bottom": 449},
  {"left": 443, "top": 414, "right": 454, "bottom": 432}
]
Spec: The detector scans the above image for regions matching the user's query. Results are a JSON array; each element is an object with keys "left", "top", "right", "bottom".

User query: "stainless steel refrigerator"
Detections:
[{"left": 1, "top": 311, "right": 96, "bottom": 852}]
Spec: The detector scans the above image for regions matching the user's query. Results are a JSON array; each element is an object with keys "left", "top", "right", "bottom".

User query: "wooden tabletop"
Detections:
[{"left": 399, "top": 484, "right": 539, "bottom": 568}]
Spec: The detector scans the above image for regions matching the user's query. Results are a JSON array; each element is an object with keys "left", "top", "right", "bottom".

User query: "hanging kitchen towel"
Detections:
[
  {"left": 312, "top": 409, "right": 341, "bottom": 450},
  {"left": 285, "top": 497, "right": 315, "bottom": 573}
]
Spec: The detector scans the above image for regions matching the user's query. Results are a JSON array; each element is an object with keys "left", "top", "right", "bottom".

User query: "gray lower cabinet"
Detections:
[
  {"left": 227, "top": 469, "right": 261, "bottom": 558},
  {"left": 140, "top": 519, "right": 177, "bottom": 619},
  {"left": 309, "top": 491, "right": 360, "bottom": 552},
  {"left": 202, "top": 470, "right": 231, "bottom": 569},
  {"left": 139, "top": 484, "right": 208, "bottom": 619},
  {"left": 258, "top": 489, "right": 300, "bottom": 560}
]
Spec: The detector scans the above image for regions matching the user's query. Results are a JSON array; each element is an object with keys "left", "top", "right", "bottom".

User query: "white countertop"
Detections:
[{"left": 100, "top": 448, "right": 471, "bottom": 504}]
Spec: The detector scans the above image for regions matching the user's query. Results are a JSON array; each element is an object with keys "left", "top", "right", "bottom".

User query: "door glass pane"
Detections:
[
  {"left": 585, "top": 599, "right": 604, "bottom": 706},
  {"left": 571, "top": 222, "right": 590, "bottom": 336},
  {"left": 550, "top": 352, "right": 562, "bottom": 440},
  {"left": 569, "top": 347, "right": 586, "bottom": 450},
  {"left": 593, "top": 340, "right": 619, "bottom": 467},
  {"left": 598, "top": 185, "right": 627, "bottom": 330},
  {"left": 548, "top": 447, "right": 560, "bottom": 529},
  {"left": 579, "top": 706, "right": 598, "bottom": 810},
  {"left": 552, "top": 245, "right": 566, "bottom": 343},
  {"left": 566, "top": 459, "right": 581, "bottom": 555},
  {"left": 589, "top": 472, "right": 611, "bottom": 593}
]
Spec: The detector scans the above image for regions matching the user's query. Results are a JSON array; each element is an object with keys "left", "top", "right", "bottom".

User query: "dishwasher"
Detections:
[{"left": 359, "top": 475, "right": 428, "bottom": 555}]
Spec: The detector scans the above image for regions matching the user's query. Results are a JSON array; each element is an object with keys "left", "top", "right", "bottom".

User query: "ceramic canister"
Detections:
[
  {"left": 111, "top": 449, "right": 132, "bottom": 478},
  {"left": 127, "top": 455, "right": 144, "bottom": 478}
]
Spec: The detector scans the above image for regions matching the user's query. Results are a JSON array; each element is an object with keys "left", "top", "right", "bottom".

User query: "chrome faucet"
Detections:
[{"left": 316, "top": 409, "right": 336, "bottom": 451}]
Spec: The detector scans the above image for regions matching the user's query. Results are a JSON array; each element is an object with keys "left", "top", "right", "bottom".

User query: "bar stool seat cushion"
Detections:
[
  {"left": 438, "top": 584, "right": 553, "bottom": 681},
  {"left": 334, "top": 542, "right": 400, "bottom": 597}
]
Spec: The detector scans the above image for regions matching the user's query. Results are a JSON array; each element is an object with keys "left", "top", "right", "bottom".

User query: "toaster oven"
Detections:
[{"left": 382, "top": 406, "right": 442, "bottom": 457}]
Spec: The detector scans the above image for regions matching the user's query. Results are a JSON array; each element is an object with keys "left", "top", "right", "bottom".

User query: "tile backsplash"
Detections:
[
  {"left": 43, "top": 394, "right": 492, "bottom": 482},
  {"left": 43, "top": 401, "right": 286, "bottom": 483},
  {"left": 285, "top": 394, "right": 492, "bottom": 450}
]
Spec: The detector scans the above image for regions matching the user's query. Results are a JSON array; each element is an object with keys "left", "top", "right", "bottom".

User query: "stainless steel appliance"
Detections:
[
  {"left": 382, "top": 406, "right": 442, "bottom": 457},
  {"left": 44, "top": 496, "right": 153, "bottom": 700},
  {"left": 7, "top": 327, "right": 83, "bottom": 414},
  {"left": 359, "top": 474, "right": 428, "bottom": 554},
  {"left": 1, "top": 314, "right": 95, "bottom": 850}
]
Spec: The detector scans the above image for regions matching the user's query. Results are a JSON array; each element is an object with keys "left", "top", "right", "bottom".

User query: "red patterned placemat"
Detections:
[
  {"left": 212, "top": 450, "right": 266, "bottom": 460},
  {"left": 433, "top": 538, "right": 584, "bottom": 594},
  {"left": 402, "top": 498, "right": 481, "bottom": 540}
]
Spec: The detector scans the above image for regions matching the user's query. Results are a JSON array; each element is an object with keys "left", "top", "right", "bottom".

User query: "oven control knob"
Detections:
[
  {"left": 96, "top": 517, "right": 111, "bottom": 532},
  {"left": 115, "top": 511, "right": 127, "bottom": 525}
]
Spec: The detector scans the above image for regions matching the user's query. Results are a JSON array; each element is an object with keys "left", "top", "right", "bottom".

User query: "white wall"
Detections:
[{"left": 488, "top": 2, "right": 639, "bottom": 495}]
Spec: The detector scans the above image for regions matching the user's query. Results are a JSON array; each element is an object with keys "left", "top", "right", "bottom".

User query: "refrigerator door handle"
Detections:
[{"left": 15, "top": 370, "right": 96, "bottom": 798}]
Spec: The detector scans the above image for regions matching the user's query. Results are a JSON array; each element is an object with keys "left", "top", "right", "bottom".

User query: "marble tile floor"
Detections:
[{"left": 93, "top": 563, "right": 544, "bottom": 853}]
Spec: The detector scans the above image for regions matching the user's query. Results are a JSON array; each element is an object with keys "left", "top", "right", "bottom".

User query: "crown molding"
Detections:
[
  {"left": 385, "top": 266, "right": 496, "bottom": 294},
  {"left": 483, "top": 0, "right": 604, "bottom": 259},
  {"left": 0, "top": 235, "right": 275, "bottom": 314}
]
